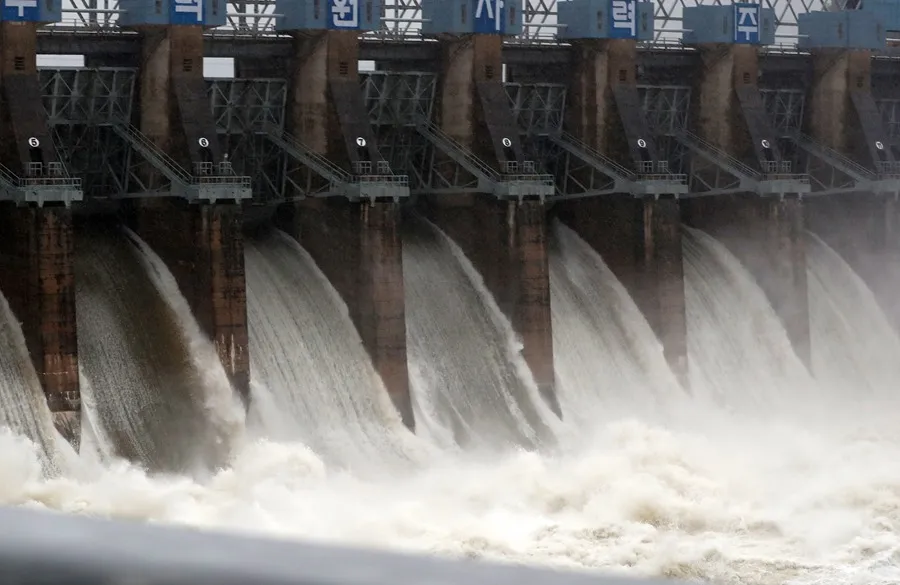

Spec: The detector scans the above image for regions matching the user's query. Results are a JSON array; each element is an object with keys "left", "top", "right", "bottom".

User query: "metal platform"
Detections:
[
  {"left": 261, "top": 126, "right": 410, "bottom": 203},
  {"left": 413, "top": 120, "right": 555, "bottom": 201},
  {"left": 543, "top": 132, "right": 688, "bottom": 200},
  {"left": 0, "top": 162, "right": 83, "bottom": 207},
  {"left": 112, "top": 124, "right": 252, "bottom": 203},
  {"left": 674, "top": 129, "right": 811, "bottom": 197}
]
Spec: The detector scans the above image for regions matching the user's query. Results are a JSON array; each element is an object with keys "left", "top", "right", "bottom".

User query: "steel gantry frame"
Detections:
[
  {"left": 42, "top": 67, "right": 251, "bottom": 203},
  {"left": 209, "top": 77, "right": 288, "bottom": 204},
  {"left": 50, "top": 0, "right": 853, "bottom": 48},
  {"left": 758, "top": 89, "right": 900, "bottom": 195},
  {"left": 38, "top": 64, "right": 899, "bottom": 204},
  {"left": 637, "top": 84, "right": 812, "bottom": 198}
]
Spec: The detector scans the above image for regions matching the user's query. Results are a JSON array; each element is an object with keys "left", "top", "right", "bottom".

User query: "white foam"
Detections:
[{"left": 0, "top": 225, "right": 897, "bottom": 585}]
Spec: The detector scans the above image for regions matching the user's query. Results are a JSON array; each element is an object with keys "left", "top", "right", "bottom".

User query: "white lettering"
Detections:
[
  {"left": 475, "top": 0, "right": 505, "bottom": 32},
  {"left": 735, "top": 6, "right": 759, "bottom": 43},
  {"left": 174, "top": 0, "right": 203, "bottom": 21},
  {"left": 331, "top": 0, "right": 359, "bottom": 28},
  {"left": 6, "top": 0, "right": 37, "bottom": 18},
  {"left": 611, "top": 0, "right": 637, "bottom": 37}
]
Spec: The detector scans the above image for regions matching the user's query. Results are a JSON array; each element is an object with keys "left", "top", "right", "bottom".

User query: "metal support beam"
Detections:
[
  {"left": 413, "top": 121, "right": 554, "bottom": 201},
  {"left": 0, "top": 162, "right": 83, "bottom": 207},
  {"left": 112, "top": 124, "right": 252, "bottom": 202},
  {"left": 261, "top": 126, "right": 410, "bottom": 203},
  {"left": 674, "top": 130, "right": 811, "bottom": 198},
  {"left": 786, "top": 132, "right": 900, "bottom": 195},
  {"left": 540, "top": 132, "right": 687, "bottom": 201}
]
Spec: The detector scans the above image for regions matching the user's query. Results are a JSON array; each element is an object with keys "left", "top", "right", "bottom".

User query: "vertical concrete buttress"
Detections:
[
  {"left": 0, "top": 207, "right": 80, "bottom": 446},
  {"left": 430, "top": 34, "right": 559, "bottom": 415},
  {"left": 559, "top": 39, "right": 689, "bottom": 385},
  {"left": 133, "top": 25, "right": 251, "bottom": 402},
  {"left": 683, "top": 44, "right": 810, "bottom": 366},
  {"left": 281, "top": 31, "right": 414, "bottom": 429},
  {"left": 0, "top": 22, "right": 80, "bottom": 446},
  {"left": 803, "top": 50, "right": 900, "bottom": 330}
]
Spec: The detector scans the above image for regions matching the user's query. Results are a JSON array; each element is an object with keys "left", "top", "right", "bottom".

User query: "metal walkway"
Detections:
[
  {"left": 415, "top": 121, "right": 555, "bottom": 201},
  {"left": 675, "top": 130, "right": 811, "bottom": 197},
  {"left": 549, "top": 132, "right": 688, "bottom": 199},
  {"left": 261, "top": 126, "right": 410, "bottom": 202},
  {"left": 787, "top": 131, "right": 900, "bottom": 195},
  {"left": 112, "top": 124, "right": 252, "bottom": 203},
  {"left": 0, "top": 161, "right": 82, "bottom": 207}
]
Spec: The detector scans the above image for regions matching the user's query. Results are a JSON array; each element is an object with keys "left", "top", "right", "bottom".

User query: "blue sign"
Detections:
[
  {"left": 474, "top": 0, "right": 505, "bottom": 34},
  {"left": 734, "top": 3, "right": 760, "bottom": 44},
  {"left": 171, "top": 0, "right": 205, "bottom": 24},
  {"left": 609, "top": 0, "right": 637, "bottom": 39},
  {"left": 330, "top": 0, "right": 360, "bottom": 29},
  {"left": 2, "top": 0, "right": 39, "bottom": 21}
]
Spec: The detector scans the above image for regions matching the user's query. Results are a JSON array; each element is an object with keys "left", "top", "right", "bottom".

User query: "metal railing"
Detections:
[
  {"left": 0, "top": 162, "right": 82, "bottom": 190},
  {"left": 677, "top": 130, "right": 763, "bottom": 179},
  {"left": 115, "top": 123, "right": 193, "bottom": 184},
  {"left": 264, "top": 125, "right": 354, "bottom": 184},
  {"left": 789, "top": 131, "right": 876, "bottom": 180},
  {"left": 559, "top": 132, "right": 637, "bottom": 179},
  {"left": 416, "top": 120, "right": 502, "bottom": 182}
]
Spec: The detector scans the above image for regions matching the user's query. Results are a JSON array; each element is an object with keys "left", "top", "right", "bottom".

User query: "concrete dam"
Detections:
[{"left": 1, "top": 0, "right": 900, "bottom": 583}]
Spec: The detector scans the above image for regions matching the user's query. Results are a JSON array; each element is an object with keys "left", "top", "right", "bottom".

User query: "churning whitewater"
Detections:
[{"left": 2, "top": 223, "right": 900, "bottom": 585}]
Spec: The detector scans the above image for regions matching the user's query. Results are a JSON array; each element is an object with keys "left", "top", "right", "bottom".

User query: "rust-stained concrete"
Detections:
[
  {"left": 134, "top": 202, "right": 250, "bottom": 402},
  {"left": 686, "top": 43, "right": 810, "bottom": 366},
  {"left": 561, "top": 39, "right": 688, "bottom": 385},
  {"left": 0, "top": 22, "right": 80, "bottom": 446},
  {"left": 804, "top": 49, "right": 900, "bottom": 332},
  {"left": 132, "top": 25, "right": 250, "bottom": 403},
  {"left": 283, "top": 31, "right": 414, "bottom": 429},
  {"left": 431, "top": 34, "right": 559, "bottom": 416},
  {"left": 278, "top": 200, "right": 413, "bottom": 429},
  {"left": 0, "top": 205, "right": 80, "bottom": 447},
  {"left": 556, "top": 196, "right": 688, "bottom": 385}
]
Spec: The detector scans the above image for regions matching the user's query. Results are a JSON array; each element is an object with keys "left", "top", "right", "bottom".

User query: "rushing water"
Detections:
[
  {"left": 75, "top": 227, "right": 242, "bottom": 474},
  {"left": 403, "top": 217, "right": 559, "bottom": 452},
  {"left": 244, "top": 230, "right": 425, "bottom": 473},
  {"left": 0, "top": 224, "right": 898, "bottom": 584}
]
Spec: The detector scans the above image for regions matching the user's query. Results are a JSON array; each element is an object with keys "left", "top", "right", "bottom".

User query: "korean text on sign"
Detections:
[
  {"left": 610, "top": 0, "right": 637, "bottom": 39},
  {"left": 331, "top": 0, "right": 360, "bottom": 28}
]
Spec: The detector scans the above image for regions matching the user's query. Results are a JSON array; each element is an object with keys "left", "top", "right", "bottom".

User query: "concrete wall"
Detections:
[
  {"left": 133, "top": 25, "right": 251, "bottom": 403},
  {"left": 134, "top": 202, "right": 250, "bottom": 399},
  {"left": 428, "top": 196, "right": 557, "bottom": 413},
  {"left": 804, "top": 49, "right": 900, "bottom": 331},
  {"left": 0, "top": 23, "right": 81, "bottom": 446},
  {"left": 686, "top": 44, "right": 810, "bottom": 366},
  {"left": 431, "top": 34, "right": 559, "bottom": 415},
  {"left": 0, "top": 205, "right": 80, "bottom": 446},
  {"left": 560, "top": 39, "right": 688, "bottom": 385},
  {"left": 284, "top": 31, "right": 414, "bottom": 428},
  {"left": 555, "top": 196, "right": 687, "bottom": 383},
  {"left": 278, "top": 200, "right": 413, "bottom": 428}
]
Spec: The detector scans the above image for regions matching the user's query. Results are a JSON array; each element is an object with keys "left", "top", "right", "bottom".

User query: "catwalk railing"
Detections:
[{"left": 0, "top": 505, "right": 708, "bottom": 585}]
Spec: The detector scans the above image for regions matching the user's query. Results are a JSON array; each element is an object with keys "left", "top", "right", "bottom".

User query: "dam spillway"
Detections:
[{"left": 2, "top": 0, "right": 900, "bottom": 583}]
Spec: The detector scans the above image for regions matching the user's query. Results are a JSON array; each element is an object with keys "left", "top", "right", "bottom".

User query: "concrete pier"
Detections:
[
  {"left": 682, "top": 44, "right": 810, "bottom": 365},
  {"left": 0, "top": 206, "right": 80, "bottom": 445},
  {"left": 430, "top": 34, "right": 559, "bottom": 416},
  {"left": 559, "top": 39, "right": 688, "bottom": 385},
  {"left": 803, "top": 49, "right": 900, "bottom": 331},
  {"left": 280, "top": 30, "right": 414, "bottom": 429},
  {"left": 132, "top": 25, "right": 250, "bottom": 402},
  {"left": 0, "top": 22, "right": 80, "bottom": 446}
]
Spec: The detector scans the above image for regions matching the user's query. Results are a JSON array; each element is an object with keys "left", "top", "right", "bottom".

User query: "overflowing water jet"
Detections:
[
  {"left": 74, "top": 224, "right": 241, "bottom": 473},
  {"left": 244, "top": 230, "right": 424, "bottom": 472},
  {"left": 403, "top": 216, "right": 560, "bottom": 452}
]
